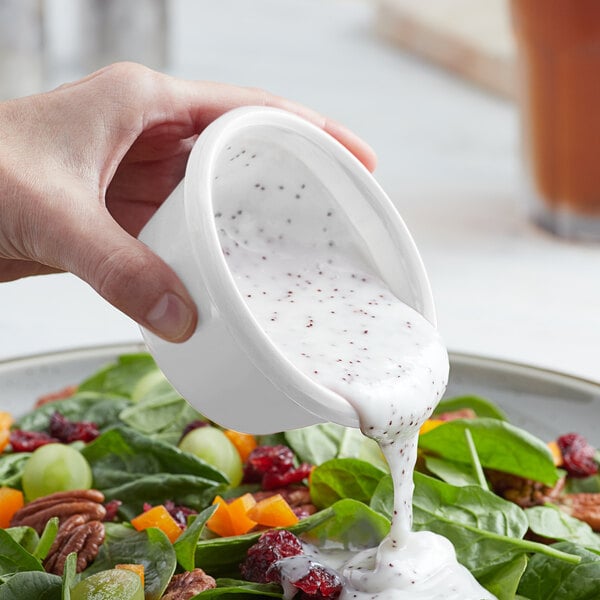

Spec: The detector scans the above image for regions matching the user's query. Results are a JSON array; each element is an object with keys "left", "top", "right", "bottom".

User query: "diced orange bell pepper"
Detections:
[
  {"left": 419, "top": 419, "right": 444, "bottom": 435},
  {"left": 0, "top": 430, "right": 10, "bottom": 455},
  {"left": 226, "top": 493, "right": 257, "bottom": 535},
  {"left": 247, "top": 494, "right": 298, "bottom": 528},
  {"left": 0, "top": 487, "right": 24, "bottom": 528},
  {"left": 131, "top": 505, "right": 181, "bottom": 543},
  {"left": 547, "top": 441, "right": 563, "bottom": 467},
  {"left": 206, "top": 496, "right": 234, "bottom": 537},
  {"left": 0, "top": 412, "right": 13, "bottom": 432},
  {"left": 223, "top": 430, "right": 257, "bottom": 462},
  {"left": 115, "top": 564, "right": 145, "bottom": 587}
]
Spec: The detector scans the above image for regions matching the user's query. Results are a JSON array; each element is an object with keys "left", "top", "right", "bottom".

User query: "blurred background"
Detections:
[{"left": 1, "top": 0, "right": 598, "bottom": 383}]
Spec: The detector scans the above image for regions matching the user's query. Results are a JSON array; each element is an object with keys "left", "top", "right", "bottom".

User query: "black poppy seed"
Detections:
[
  {"left": 300, "top": 183, "right": 306, "bottom": 189},
  {"left": 326, "top": 211, "right": 333, "bottom": 216},
  {"left": 295, "top": 194, "right": 301, "bottom": 199},
  {"left": 251, "top": 154, "right": 256, "bottom": 158},
  {"left": 286, "top": 218, "right": 292, "bottom": 224},
  {"left": 254, "top": 183, "right": 260, "bottom": 188}
]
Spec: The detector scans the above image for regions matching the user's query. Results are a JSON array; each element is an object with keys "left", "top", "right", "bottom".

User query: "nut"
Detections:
[
  {"left": 253, "top": 485, "right": 312, "bottom": 507},
  {"left": 558, "top": 493, "right": 600, "bottom": 531},
  {"left": 44, "top": 516, "right": 105, "bottom": 575},
  {"left": 486, "top": 470, "right": 565, "bottom": 508},
  {"left": 161, "top": 568, "right": 216, "bottom": 599},
  {"left": 10, "top": 489, "right": 106, "bottom": 534}
]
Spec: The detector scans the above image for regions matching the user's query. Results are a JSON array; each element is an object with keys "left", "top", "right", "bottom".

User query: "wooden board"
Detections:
[{"left": 375, "top": 0, "right": 517, "bottom": 98}]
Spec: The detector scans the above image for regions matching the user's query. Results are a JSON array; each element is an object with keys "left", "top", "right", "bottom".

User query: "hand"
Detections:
[{"left": 0, "top": 62, "right": 377, "bottom": 342}]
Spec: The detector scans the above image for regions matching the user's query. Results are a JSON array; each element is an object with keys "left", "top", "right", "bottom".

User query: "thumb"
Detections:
[{"left": 67, "top": 210, "right": 198, "bottom": 343}]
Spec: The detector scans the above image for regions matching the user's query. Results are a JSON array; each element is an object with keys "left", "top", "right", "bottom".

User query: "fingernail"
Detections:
[{"left": 146, "top": 292, "right": 195, "bottom": 342}]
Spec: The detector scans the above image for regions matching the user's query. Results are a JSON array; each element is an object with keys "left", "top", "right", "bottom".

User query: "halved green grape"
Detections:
[
  {"left": 178, "top": 426, "right": 243, "bottom": 486},
  {"left": 70, "top": 569, "right": 144, "bottom": 600},
  {"left": 22, "top": 443, "right": 92, "bottom": 501},
  {"left": 130, "top": 369, "right": 174, "bottom": 403}
]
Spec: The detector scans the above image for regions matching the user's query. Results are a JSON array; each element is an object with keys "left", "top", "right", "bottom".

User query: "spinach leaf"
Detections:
[
  {"left": 34, "top": 517, "right": 59, "bottom": 561},
  {"left": 518, "top": 542, "right": 600, "bottom": 599},
  {"left": 411, "top": 473, "right": 578, "bottom": 576},
  {"left": 565, "top": 475, "right": 600, "bottom": 494},
  {"left": 310, "top": 458, "right": 388, "bottom": 509},
  {"left": 119, "top": 392, "right": 203, "bottom": 445},
  {"left": 78, "top": 353, "right": 157, "bottom": 397},
  {"left": 15, "top": 393, "right": 131, "bottom": 432},
  {"left": 4, "top": 527, "right": 38, "bottom": 555},
  {"left": 174, "top": 505, "right": 218, "bottom": 571},
  {"left": 0, "top": 572, "right": 62, "bottom": 600},
  {"left": 0, "top": 529, "right": 43, "bottom": 575},
  {"left": 195, "top": 579, "right": 282, "bottom": 599},
  {"left": 476, "top": 554, "right": 528, "bottom": 600},
  {"left": 61, "top": 553, "right": 77, "bottom": 600},
  {"left": 433, "top": 395, "right": 507, "bottom": 420},
  {"left": 0, "top": 454, "right": 30, "bottom": 488},
  {"left": 82, "top": 426, "right": 227, "bottom": 487},
  {"left": 307, "top": 499, "right": 389, "bottom": 549},
  {"left": 194, "top": 506, "right": 335, "bottom": 577},
  {"left": 369, "top": 473, "right": 394, "bottom": 520},
  {"left": 423, "top": 456, "right": 480, "bottom": 487},
  {"left": 285, "top": 424, "right": 378, "bottom": 466},
  {"left": 85, "top": 526, "right": 175, "bottom": 600},
  {"left": 526, "top": 505, "right": 600, "bottom": 550},
  {"left": 419, "top": 418, "right": 559, "bottom": 486}
]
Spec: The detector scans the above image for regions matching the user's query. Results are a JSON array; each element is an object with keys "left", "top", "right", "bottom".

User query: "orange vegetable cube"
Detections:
[
  {"left": 227, "top": 493, "right": 257, "bottom": 535},
  {"left": 547, "top": 441, "right": 563, "bottom": 467},
  {"left": 206, "top": 496, "right": 234, "bottom": 537},
  {"left": 0, "top": 487, "right": 24, "bottom": 528},
  {"left": 0, "top": 412, "right": 13, "bottom": 431},
  {"left": 0, "top": 430, "right": 10, "bottom": 455},
  {"left": 131, "top": 505, "right": 181, "bottom": 543},
  {"left": 247, "top": 494, "right": 298, "bottom": 528},
  {"left": 116, "top": 564, "right": 145, "bottom": 587},
  {"left": 419, "top": 419, "right": 444, "bottom": 435},
  {"left": 223, "top": 430, "right": 257, "bottom": 462}
]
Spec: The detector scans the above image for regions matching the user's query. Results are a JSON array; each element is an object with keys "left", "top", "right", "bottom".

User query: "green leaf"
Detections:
[
  {"left": 15, "top": 393, "right": 131, "bottom": 433},
  {"left": 77, "top": 353, "right": 158, "bottom": 397},
  {"left": 476, "top": 554, "right": 528, "bottom": 600},
  {"left": 412, "top": 473, "right": 579, "bottom": 576},
  {"left": 174, "top": 505, "right": 218, "bottom": 571},
  {"left": 0, "top": 571, "right": 62, "bottom": 600},
  {"left": 518, "top": 542, "right": 600, "bottom": 599},
  {"left": 194, "top": 579, "right": 282, "bottom": 599},
  {"left": 4, "top": 527, "right": 39, "bottom": 555},
  {"left": 565, "top": 475, "right": 600, "bottom": 494},
  {"left": 423, "top": 456, "right": 480, "bottom": 487},
  {"left": 307, "top": 499, "right": 389, "bottom": 549},
  {"left": 370, "top": 474, "right": 394, "bottom": 520},
  {"left": 526, "top": 505, "right": 600, "bottom": 551},
  {"left": 310, "top": 458, "right": 387, "bottom": 509},
  {"left": 61, "top": 553, "right": 77, "bottom": 600},
  {"left": 433, "top": 395, "right": 507, "bottom": 420},
  {"left": 33, "top": 517, "right": 59, "bottom": 561},
  {"left": 419, "top": 418, "right": 559, "bottom": 486},
  {"left": 84, "top": 526, "right": 176, "bottom": 600},
  {"left": 0, "top": 454, "right": 30, "bottom": 488},
  {"left": 0, "top": 529, "right": 43, "bottom": 575}
]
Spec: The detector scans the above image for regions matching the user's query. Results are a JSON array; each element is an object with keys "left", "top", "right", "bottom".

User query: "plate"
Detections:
[{"left": 1, "top": 344, "right": 599, "bottom": 444}]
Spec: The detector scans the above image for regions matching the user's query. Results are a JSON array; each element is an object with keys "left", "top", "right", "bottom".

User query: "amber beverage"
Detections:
[{"left": 511, "top": 0, "right": 600, "bottom": 240}]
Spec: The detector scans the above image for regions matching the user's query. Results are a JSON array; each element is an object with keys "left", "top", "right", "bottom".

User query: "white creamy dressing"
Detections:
[{"left": 214, "top": 141, "right": 495, "bottom": 600}]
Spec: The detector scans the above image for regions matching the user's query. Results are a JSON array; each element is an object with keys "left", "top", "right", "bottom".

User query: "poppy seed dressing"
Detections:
[{"left": 214, "top": 142, "right": 495, "bottom": 599}]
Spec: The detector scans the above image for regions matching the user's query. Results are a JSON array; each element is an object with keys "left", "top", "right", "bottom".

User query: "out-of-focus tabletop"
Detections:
[{"left": 1, "top": 0, "right": 599, "bottom": 384}]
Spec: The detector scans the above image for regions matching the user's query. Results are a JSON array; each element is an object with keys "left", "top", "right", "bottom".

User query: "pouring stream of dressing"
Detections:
[{"left": 214, "top": 142, "right": 495, "bottom": 599}]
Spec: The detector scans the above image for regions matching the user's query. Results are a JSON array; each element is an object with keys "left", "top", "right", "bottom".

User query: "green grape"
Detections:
[
  {"left": 130, "top": 369, "right": 174, "bottom": 402},
  {"left": 178, "top": 426, "right": 243, "bottom": 486},
  {"left": 22, "top": 443, "right": 92, "bottom": 501},
  {"left": 70, "top": 569, "right": 144, "bottom": 600}
]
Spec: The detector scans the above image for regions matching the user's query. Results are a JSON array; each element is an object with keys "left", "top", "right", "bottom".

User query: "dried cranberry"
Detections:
[
  {"left": 164, "top": 499, "right": 197, "bottom": 529},
  {"left": 240, "top": 530, "right": 303, "bottom": 583},
  {"left": 103, "top": 499, "right": 122, "bottom": 522},
  {"left": 267, "top": 558, "right": 343, "bottom": 600},
  {"left": 557, "top": 433, "right": 598, "bottom": 478},
  {"left": 49, "top": 412, "right": 99, "bottom": 443},
  {"left": 9, "top": 429, "right": 58, "bottom": 452},
  {"left": 243, "top": 445, "right": 296, "bottom": 483},
  {"left": 262, "top": 463, "right": 313, "bottom": 490}
]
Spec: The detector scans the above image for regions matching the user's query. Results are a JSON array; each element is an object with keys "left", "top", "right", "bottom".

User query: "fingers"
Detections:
[{"left": 63, "top": 209, "right": 197, "bottom": 343}]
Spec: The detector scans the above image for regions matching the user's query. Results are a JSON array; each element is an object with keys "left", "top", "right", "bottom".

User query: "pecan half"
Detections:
[
  {"left": 486, "top": 470, "right": 565, "bottom": 508},
  {"left": 44, "top": 516, "right": 105, "bottom": 575},
  {"left": 161, "top": 568, "right": 216, "bottom": 599},
  {"left": 10, "top": 489, "right": 106, "bottom": 534},
  {"left": 558, "top": 493, "right": 600, "bottom": 531}
]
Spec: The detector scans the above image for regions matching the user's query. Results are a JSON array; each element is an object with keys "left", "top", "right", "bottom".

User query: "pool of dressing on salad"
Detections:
[{"left": 214, "top": 141, "right": 495, "bottom": 600}]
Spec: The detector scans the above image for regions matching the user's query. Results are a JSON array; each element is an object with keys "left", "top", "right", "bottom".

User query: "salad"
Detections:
[{"left": 1, "top": 352, "right": 600, "bottom": 600}]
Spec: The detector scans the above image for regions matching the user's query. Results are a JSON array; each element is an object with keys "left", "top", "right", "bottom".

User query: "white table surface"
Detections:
[{"left": 1, "top": 0, "right": 599, "bottom": 385}]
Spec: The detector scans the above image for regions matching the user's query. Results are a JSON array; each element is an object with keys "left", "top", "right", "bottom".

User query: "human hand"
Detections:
[{"left": 0, "top": 63, "right": 376, "bottom": 342}]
